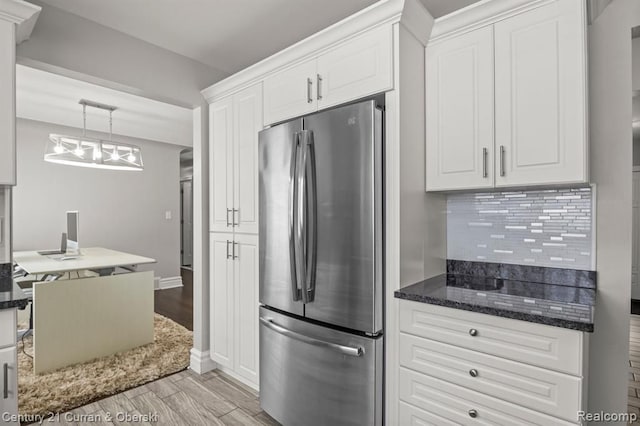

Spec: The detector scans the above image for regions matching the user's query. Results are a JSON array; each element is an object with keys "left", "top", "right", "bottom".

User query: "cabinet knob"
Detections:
[
  {"left": 469, "top": 328, "right": 478, "bottom": 337},
  {"left": 468, "top": 409, "right": 478, "bottom": 419},
  {"left": 469, "top": 369, "right": 478, "bottom": 378}
]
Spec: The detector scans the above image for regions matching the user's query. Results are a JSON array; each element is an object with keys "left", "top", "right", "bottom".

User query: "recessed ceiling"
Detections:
[
  {"left": 36, "top": 0, "right": 481, "bottom": 75},
  {"left": 17, "top": 65, "right": 193, "bottom": 146}
]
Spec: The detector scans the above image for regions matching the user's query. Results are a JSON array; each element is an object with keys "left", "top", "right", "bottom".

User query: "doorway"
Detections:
[{"left": 180, "top": 149, "right": 193, "bottom": 269}]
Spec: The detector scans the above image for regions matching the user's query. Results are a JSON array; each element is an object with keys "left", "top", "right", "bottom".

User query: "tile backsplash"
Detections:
[{"left": 447, "top": 188, "right": 594, "bottom": 270}]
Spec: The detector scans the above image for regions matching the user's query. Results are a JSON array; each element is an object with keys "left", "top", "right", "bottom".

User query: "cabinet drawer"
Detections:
[
  {"left": 399, "top": 401, "right": 457, "bottom": 426},
  {"left": 400, "top": 367, "right": 575, "bottom": 425},
  {"left": 0, "top": 309, "right": 16, "bottom": 348},
  {"left": 399, "top": 300, "right": 583, "bottom": 375},
  {"left": 400, "top": 333, "right": 582, "bottom": 422}
]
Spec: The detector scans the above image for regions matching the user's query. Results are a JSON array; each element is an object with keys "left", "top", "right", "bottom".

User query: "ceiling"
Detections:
[
  {"left": 17, "top": 65, "right": 193, "bottom": 147},
  {"left": 37, "top": 0, "right": 480, "bottom": 75}
]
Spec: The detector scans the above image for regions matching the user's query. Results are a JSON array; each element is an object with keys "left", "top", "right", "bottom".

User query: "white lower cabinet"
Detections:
[
  {"left": 0, "top": 309, "right": 18, "bottom": 425},
  {"left": 398, "top": 300, "right": 587, "bottom": 424},
  {"left": 210, "top": 232, "right": 259, "bottom": 387}
]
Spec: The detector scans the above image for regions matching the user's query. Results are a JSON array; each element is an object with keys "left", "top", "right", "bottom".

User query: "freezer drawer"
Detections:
[{"left": 259, "top": 307, "right": 382, "bottom": 426}]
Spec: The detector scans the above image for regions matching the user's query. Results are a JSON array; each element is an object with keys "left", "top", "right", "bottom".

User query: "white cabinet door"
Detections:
[
  {"left": 209, "top": 97, "right": 234, "bottom": 233},
  {"left": 494, "top": 0, "right": 587, "bottom": 187},
  {"left": 633, "top": 172, "right": 640, "bottom": 299},
  {"left": 233, "top": 234, "right": 259, "bottom": 386},
  {"left": 0, "top": 346, "right": 17, "bottom": 425},
  {"left": 0, "top": 21, "right": 15, "bottom": 186},
  {"left": 263, "top": 58, "right": 317, "bottom": 126},
  {"left": 210, "top": 233, "right": 234, "bottom": 368},
  {"left": 317, "top": 25, "right": 393, "bottom": 111},
  {"left": 425, "top": 26, "right": 495, "bottom": 191},
  {"left": 233, "top": 84, "right": 262, "bottom": 235}
]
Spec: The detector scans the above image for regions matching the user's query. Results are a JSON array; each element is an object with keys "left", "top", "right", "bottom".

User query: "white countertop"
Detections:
[{"left": 13, "top": 247, "right": 156, "bottom": 275}]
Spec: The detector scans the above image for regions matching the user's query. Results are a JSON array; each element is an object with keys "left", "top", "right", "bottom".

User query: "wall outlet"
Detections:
[{"left": 165, "top": 211, "right": 172, "bottom": 220}]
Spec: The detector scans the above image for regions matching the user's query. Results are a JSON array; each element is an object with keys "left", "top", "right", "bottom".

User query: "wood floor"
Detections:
[
  {"left": 154, "top": 268, "right": 193, "bottom": 331},
  {"left": 630, "top": 315, "right": 640, "bottom": 419},
  {"left": 54, "top": 369, "right": 279, "bottom": 425}
]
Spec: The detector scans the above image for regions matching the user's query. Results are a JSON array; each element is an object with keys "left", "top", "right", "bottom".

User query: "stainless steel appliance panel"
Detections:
[
  {"left": 259, "top": 119, "right": 304, "bottom": 316},
  {"left": 259, "top": 307, "right": 382, "bottom": 426},
  {"left": 302, "top": 101, "right": 383, "bottom": 333}
]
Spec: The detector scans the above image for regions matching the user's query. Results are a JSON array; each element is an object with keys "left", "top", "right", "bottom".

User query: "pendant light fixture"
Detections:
[{"left": 45, "top": 99, "right": 144, "bottom": 171}]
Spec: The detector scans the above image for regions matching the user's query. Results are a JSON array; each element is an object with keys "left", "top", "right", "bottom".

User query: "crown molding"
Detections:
[
  {"left": 0, "top": 0, "right": 41, "bottom": 43},
  {"left": 400, "top": 0, "right": 434, "bottom": 45},
  {"left": 201, "top": 0, "right": 408, "bottom": 102},
  {"left": 429, "top": 0, "right": 554, "bottom": 43}
]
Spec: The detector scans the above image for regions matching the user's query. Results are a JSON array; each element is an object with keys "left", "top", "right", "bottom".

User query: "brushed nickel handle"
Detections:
[
  {"left": 226, "top": 208, "right": 231, "bottom": 227},
  {"left": 317, "top": 74, "right": 323, "bottom": 100},
  {"left": 469, "top": 328, "right": 478, "bottom": 337},
  {"left": 233, "top": 208, "right": 239, "bottom": 226},
  {"left": 469, "top": 369, "right": 478, "bottom": 378},
  {"left": 500, "top": 145, "right": 506, "bottom": 177},
  {"left": 233, "top": 242, "right": 238, "bottom": 260},
  {"left": 307, "top": 78, "right": 313, "bottom": 103},
  {"left": 468, "top": 409, "right": 478, "bottom": 418},
  {"left": 3, "top": 363, "right": 8, "bottom": 399},
  {"left": 482, "top": 147, "right": 488, "bottom": 178},
  {"left": 226, "top": 240, "right": 232, "bottom": 259}
]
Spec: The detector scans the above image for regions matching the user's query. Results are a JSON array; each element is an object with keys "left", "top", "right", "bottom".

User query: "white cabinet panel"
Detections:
[
  {"left": 209, "top": 97, "right": 234, "bottom": 233},
  {"left": 0, "top": 21, "right": 15, "bottom": 185},
  {"left": 263, "top": 59, "right": 317, "bottom": 126},
  {"left": 0, "top": 309, "right": 16, "bottom": 349},
  {"left": 234, "top": 234, "right": 259, "bottom": 386},
  {"left": 317, "top": 25, "right": 393, "bottom": 110},
  {"left": 399, "top": 368, "right": 575, "bottom": 426},
  {"left": 233, "top": 85, "right": 261, "bottom": 234},
  {"left": 0, "top": 347, "right": 17, "bottom": 425},
  {"left": 399, "top": 300, "right": 583, "bottom": 375},
  {"left": 210, "top": 84, "right": 262, "bottom": 235},
  {"left": 494, "top": 0, "right": 587, "bottom": 186},
  {"left": 210, "top": 233, "right": 234, "bottom": 368},
  {"left": 400, "top": 334, "right": 582, "bottom": 421},
  {"left": 399, "top": 401, "right": 456, "bottom": 426},
  {"left": 426, "top": 26, "right": 494, "bottom": 191}
]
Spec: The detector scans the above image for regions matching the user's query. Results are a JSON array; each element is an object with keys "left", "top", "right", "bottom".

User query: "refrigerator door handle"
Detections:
[
  {"left": 294, "top": 132, "right": 307, "bottom": 303},
  {"left": 301, "top": 130, "right": 317, "bottom": 303},
  {"left": 289, "top": 133, "right": 302, "bottom": 302},
  {"left": 260, "top": 317, "right": 364, "bottom": 357}
]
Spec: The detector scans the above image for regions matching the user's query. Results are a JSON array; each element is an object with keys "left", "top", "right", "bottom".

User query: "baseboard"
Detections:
[
  {"left": 189, "top": 348, "right": 217, "bottom": 374},
  {"left": 154, "top": 276, "right": 183, "bottom": 290},
  {"left": 214, "top": 365, "right": 259, "bottom": 392}
]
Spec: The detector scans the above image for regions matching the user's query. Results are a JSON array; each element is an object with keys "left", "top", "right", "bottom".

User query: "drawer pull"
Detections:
[
  {"left": 468, "top": 409, "right": 478, "bottom": 419},
  {"left": 469, "top": 328, "right": 478, "bottom": 337},
  {"left": 469, "top": 369, "right": 478, "bottom": 378},
  {"left": 3, "top": 363, "right": 7, "bottom": 399}
]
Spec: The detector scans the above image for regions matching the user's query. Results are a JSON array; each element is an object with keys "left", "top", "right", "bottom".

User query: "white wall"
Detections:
[
  {"left": 589, "top": 0, "right": 640, "bottom": 419},
  {"left": 13, "top": 118, "right": 183, "bottom": 280},
  {"left": 17, "top": 1, "right": 227, "bottom": 107}
]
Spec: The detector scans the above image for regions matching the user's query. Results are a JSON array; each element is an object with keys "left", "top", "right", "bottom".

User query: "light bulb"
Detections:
[
  {"left": 128, "top": 153, "right": 136, "bottom": 162},
  {"left": 54, "top": 144, "right": 64, "bottom": 154},
  {"left": 74, "top": 147, "right": 83, "bottom": 157},
  {"left": 111, "top": 151, "right": 120, "bottom": 161}
]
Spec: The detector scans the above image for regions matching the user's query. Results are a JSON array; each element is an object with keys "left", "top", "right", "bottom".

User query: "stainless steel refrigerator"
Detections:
[{"left": 258, "top": 99, "right": 383, "bottom": 426}]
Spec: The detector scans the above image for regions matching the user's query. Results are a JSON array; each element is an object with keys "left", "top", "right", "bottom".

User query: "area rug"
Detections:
[{"left": 17, "top": 313, "right": 192, "bottom": 417}]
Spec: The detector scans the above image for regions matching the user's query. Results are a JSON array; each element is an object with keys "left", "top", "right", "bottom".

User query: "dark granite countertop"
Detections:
[
  {"left": 0, "top": 283, "right": 29, "bottom": 310},
  {"left": 395, "top": 261, "right": 596, "bottom": 332}
]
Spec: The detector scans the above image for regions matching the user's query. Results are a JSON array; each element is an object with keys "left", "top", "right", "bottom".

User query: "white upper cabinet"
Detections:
[
  {"left": 263, "top": 59, "right": 317, "bottom": 126},
  {"left": 263, "top": 26, "right": 393, "bottom": 126},
  {"left": 210, "top": 83, "right": 263, "bottom": 234},
  {"left": 0, "top": 20, "right": 15, "bottom": 185},
  {"left": 425, "top": 0, "right": 588, "bottom": 191},
  {"left": 210, "top": 96, "right": 234, "bottom": 233},
  {"left": 494, "top": 0, "right": 587, "bottom": 187},
  {"left": 233, "top": 84, "right": 261, "bottom": 234},
  {"left": 426, "top": 26, "right": 495, "bottom": 191},
  {"left": 316, "top": 25, "right": 393, "bottom": 111}
]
